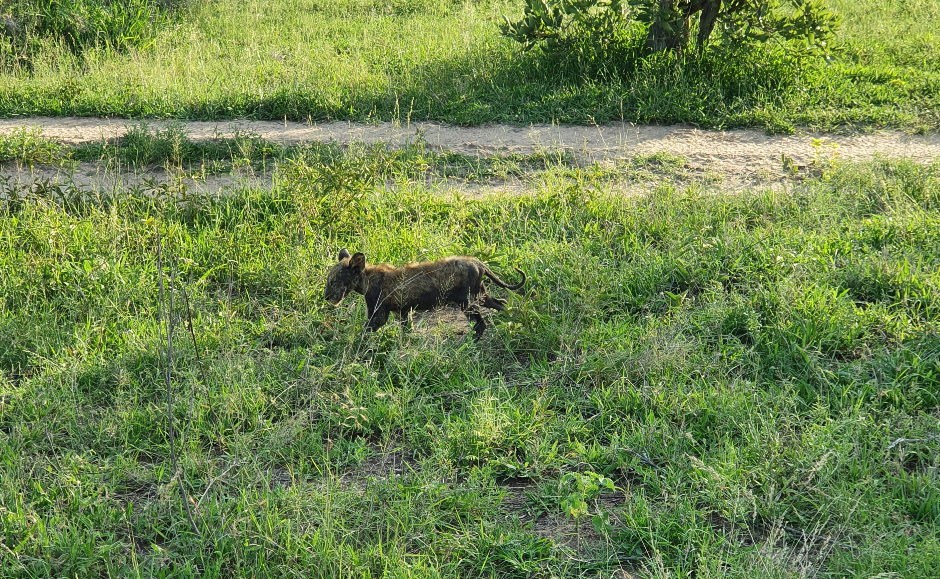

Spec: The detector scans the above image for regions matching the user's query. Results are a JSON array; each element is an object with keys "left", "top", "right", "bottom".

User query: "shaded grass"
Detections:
[
  {"left": 0, "top": 0, "right": 938, "bottom": 131},
  {"left": 1, "top": 152, "right": 939, "bottom": 576},
  {"left": 0, "top": 0, "right": 179, "bottom": 67}
]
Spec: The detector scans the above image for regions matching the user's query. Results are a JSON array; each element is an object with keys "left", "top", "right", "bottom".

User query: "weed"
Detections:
[
  {"left": 558, "top": 471, "right": 617, "bottom": 538},
  {"left": 0, "top": 126, "right": 61, "bottom": 166}
]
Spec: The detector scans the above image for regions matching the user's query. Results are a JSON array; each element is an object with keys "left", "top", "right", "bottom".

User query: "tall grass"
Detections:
[
  {"left": 0, "top": 0, "right": 938, "bottom": 131},
  {"left": 1, "top": 151, "right": 938, "bottom": 576},
  {"left": 0, "top": 0, "right": 181, "bottom": 70}
]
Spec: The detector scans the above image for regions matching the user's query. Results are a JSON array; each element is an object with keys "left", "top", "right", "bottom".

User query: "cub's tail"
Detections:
[{"left": 483, "top": 266, "right": 527, "bottom": 293}]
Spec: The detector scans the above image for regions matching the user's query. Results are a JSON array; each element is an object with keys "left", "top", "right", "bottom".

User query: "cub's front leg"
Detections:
[
  {"left": 364, "top": 292, "right": 391, "bottom": 331},
  {"left": 366, "top": 307, "right": 390, "bottom": 331}
]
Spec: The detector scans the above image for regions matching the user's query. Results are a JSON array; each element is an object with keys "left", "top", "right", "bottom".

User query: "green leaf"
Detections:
[{"left": 592, "top": 512, "right": 612, "bottom": 534}]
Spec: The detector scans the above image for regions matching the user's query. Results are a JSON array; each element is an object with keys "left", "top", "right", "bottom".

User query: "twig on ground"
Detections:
[
  {"left": 887, "top": 434, "right": 940, "bottom": 450},
  {"left": 614, "top": 445, "right": 662, "bottom": 471},
  {"left": 197, "top": 461, "right": 242, "bottom": 508},
  {"left": 417, "top": 384, "right": 492, "bottom": 401},
  {"left": 562, "top": 547, "right": 644, "bottom": 566},
  {"left": 782, "top": 526, "right": 854, "bottom": 550},
  {"left": 157, "top": 231, "right": 199, "bottom": 537}
]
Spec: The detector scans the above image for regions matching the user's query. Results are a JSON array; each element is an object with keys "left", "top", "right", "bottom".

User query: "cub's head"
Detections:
[{"left": 324, "top": 248, "right": 366, "bottom": 305}]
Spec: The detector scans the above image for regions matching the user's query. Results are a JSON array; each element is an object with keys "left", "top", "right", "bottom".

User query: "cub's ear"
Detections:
[
  {"left": 348, "top": 252, "right": 366, "bottom": 272},
  {"left": 337, "top": 248, "right": 351, "bottom": 261}
]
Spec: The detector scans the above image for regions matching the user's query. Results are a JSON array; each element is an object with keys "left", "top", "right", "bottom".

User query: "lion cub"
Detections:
[{"left": 324, "top": 249, "right": 526, "bottom": 339}]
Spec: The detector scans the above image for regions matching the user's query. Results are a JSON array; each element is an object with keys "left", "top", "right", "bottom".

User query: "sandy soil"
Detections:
[
  {"left": 0, "top": 162, "right": 272, "bottom": 198},
  {"left": 2, "top": 117, "right": 938, "bottom": 194},
  {"left": 3, "top": 117, "right": 939, "bottom": 166}
]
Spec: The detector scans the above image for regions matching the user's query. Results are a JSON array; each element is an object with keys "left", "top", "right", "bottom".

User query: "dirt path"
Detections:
[
  {"left": 3, "top": 117, "right": 939, "bottom": 167},
  {"left": 2, "top": 117, "right": 938, "bottom": 195}
]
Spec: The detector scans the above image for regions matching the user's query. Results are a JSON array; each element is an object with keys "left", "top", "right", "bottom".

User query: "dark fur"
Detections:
[{"left": 324, "top": 248, "right": 526, "bottom": 339}]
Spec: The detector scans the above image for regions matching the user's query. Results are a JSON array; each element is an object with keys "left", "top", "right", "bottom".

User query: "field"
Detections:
[
  {"left": 0, "top": 0, "right": 938, "bottom": 131},
  {"left": 1, "top": 127, "right": 939, "bottom": 576},
  {"left": 1, "top": 0, "right": 940, "bottom": 576}
]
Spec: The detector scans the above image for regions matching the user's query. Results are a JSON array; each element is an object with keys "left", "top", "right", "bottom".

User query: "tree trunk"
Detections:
[
  {"left": 697, "top": 0, "right": 722, "bottom": 52},
  {"left": 645, "top": 0, "right": 723, "bottom": 53},
  {"left": 645, "top": 0, "right": 690, "bottom": 52}
]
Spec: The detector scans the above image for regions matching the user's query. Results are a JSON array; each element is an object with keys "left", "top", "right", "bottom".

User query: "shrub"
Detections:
[{"left": 502, "top": 0, "right": 841, "bottom": 57}]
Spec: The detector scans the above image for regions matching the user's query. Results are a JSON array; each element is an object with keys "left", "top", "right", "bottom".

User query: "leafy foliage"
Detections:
[
  {"left": 0, "top": 126, "right": 61, "bottom": 165},
  {"left": 502, "top": 0, "right": 841, "bottom": 56},
  {"left": 501, "top": 0, "right": 627, "bottom": 52},
  {"left": 559, "top": 471, "right": 617, "bottom": 534},
  {"left": 713, "top": 0, "right": 842, "bottom": 54}
]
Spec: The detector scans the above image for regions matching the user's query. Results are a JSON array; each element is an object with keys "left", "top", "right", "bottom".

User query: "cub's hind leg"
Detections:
[{"left": 463, "top": 304, "right": 487, "bottom": 341}]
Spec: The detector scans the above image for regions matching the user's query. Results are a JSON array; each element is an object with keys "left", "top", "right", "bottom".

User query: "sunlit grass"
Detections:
[
  {"left": 0, "top": 0, "right": 937, "bottom": 131},
  {"left": 1, "top": 149, "right": 938, "bottom": 576}
]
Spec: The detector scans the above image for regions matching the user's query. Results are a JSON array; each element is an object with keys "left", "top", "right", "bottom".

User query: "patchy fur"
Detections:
[{"left": 324, "top": 248, "right": 526, "bottom": 339}]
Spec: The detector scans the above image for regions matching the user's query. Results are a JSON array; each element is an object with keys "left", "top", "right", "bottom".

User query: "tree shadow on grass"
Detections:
[
  {"left": 11, "top": 27, "right": 803, "bottom": 130},
  {"left": 242, "top": 38, "right": 801, "bottom": 129}
]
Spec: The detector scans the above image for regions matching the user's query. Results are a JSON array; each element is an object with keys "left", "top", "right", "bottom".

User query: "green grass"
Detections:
[
  {"left": 0, "top": 126, "right": 62, "bottom": 165},
  {"left": 1, "top": 121, "right": 578, "bottom": 183},
  {"left": 1, "top": 148, "right": 939, "bottom": 576},
  {"left": 0, "top": 0, "right": 938, "bottom": 131},
  {"left": 0, "top": 0, "right": 175, "bottom": 67}
]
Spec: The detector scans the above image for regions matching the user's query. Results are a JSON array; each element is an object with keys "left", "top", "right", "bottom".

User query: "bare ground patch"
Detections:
[
  {"left": 0, "top": 158, "right": 723, "bottom": 200},
  {"left": 0, "top": 161, "right": 273, "bottom": 198},
  {"left": 2, "top": 118, "right": 938, "bottom": 193}
]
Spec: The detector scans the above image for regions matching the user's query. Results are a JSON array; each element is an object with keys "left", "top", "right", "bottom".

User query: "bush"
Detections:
[{"left": 502, "top": 0, "right": 841, "bottom": 58}]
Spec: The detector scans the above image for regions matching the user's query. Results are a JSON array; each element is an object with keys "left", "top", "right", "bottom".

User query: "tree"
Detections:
[
  {"left": 502, "top": 0, "right": 841, "bottom": 57},
  {"left": 639, "top": 0, "right": 722, "bottom": 52}
]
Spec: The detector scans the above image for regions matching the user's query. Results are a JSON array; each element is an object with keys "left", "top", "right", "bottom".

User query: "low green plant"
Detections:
[
  {"left": 559, "top": 471, "right": 616, "bottom": 537},
  {"left": 0, "top": 126, "right": 60, "bottom": 165}
]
